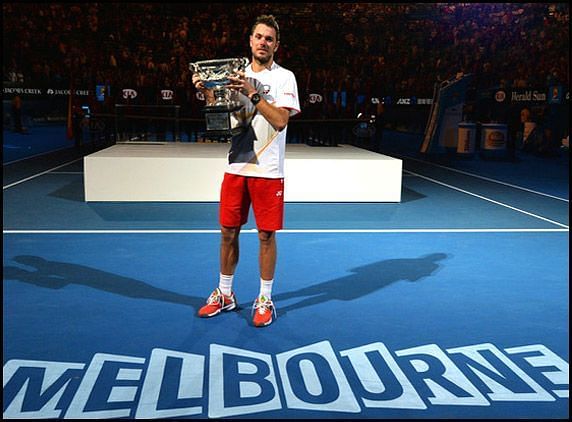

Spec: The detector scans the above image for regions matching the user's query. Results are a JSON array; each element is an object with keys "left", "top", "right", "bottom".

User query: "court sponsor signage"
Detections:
[
  {"left": 494, "top": 90, "right": 507, "bottom": 102},
  {"left": 547, "top": 85, "right": 563, "bottom": 104},
  {"left": 122, "top": 89, "right": 138, "bottom": 99},
  {"left": 47, "top": 88, "right": 91, "bottom": 96},
  {"left": 509, "top": 89, "right": 547, "bottom": 102},
  {"left": 2, "top": 87, "right": 91, "bottom": 96},
  {"left": 393, "top": 97, "right": 433, "bottom": 105},
  {"left": 308, "top": 93, "right": 323, "bottom": 104},
  {"left": 161, "top": 89, "right": 174, "bottom": 100},
  {"left": 3, "top": 340, "right": 568, "bottom": 418},
  {"left": 3, "top": 87, "right": 43, "bottom": 95}
]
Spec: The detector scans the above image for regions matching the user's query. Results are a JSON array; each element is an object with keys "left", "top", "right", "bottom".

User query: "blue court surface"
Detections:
[{"left": 3, "top": 135, "right": 569, "bottom": 419}]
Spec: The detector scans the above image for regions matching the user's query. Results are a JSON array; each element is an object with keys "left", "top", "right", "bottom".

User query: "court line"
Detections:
[
  {"left": 400, "top": 154, "right": 569, "bottom": 202},
  {"left": 405, "top": 169, "right": 569, "bottom": 229},
  {"left": 3, "top": 228, "right": 568, "bottom": 234},
  {"left": 2, "top": 158, "right": 83, "bottom": 190},
  {"left": 2, "top": 146, "right": 74, "bottom": 166}
]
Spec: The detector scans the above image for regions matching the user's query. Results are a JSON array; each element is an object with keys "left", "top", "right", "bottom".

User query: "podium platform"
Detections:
[{"left": 84, "top": 143, "right": 402, "bottom": 202}]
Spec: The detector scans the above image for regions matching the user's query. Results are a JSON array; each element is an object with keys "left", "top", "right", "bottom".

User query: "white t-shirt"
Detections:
[{"left": 227, "top": 62, "right": 300, "bottom": 178}]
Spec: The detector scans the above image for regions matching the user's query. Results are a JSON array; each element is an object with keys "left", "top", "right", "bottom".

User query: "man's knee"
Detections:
[
  {"left": 221, "top": 226, "right": 240, "bottom": 244},
  {"left": 258, "top": 230, "right": 275, "bottom": 244}
]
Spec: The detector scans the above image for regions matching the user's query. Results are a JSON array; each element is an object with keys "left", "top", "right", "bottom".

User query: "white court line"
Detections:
[
  {"left": 2, "top": 158, "right": 83, "bottom": 190},
  {"left": 2, "top": 146, "right": 73, "bottom": 166},
  {"left": 405, "top": 169, "right": 569, "bottom": 229},
  {"left": 47, "top": 171, "right": 83, "bottom": 175},
  {"left": 400, "top": 154, "right": 569, "bottom": 202},
  {"left": 3, "top": 228, "right": 568, "bottom": 234}
]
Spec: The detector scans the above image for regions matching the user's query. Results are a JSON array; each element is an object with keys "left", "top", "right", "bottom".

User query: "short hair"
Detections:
[{"left": 252, "top": 14, "right": 280, "bottom": 42}]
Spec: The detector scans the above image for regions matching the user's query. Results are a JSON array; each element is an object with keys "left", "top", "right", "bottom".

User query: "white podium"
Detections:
[{"left": 84, "top": 143, "right": 402, "bottom": 202}]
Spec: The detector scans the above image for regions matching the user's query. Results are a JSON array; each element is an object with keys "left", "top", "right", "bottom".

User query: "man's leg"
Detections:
[
  {"left": 197, "top": 225, "right": 241, "bottom": 318},
  {"left": 258, "top": 230, "right": 276, "bottom": 281},
  {"left": 217, "top": 173, "right": 248, "bottom": 295},
  {"left": 221, "top": 226, "right": 241, "bottom": 276},
  {"left": 252, "top": 230, "right": 277, "bottom": 327},
  {"left": 249, "top": 177, "right": 283, "bottom": 326}
]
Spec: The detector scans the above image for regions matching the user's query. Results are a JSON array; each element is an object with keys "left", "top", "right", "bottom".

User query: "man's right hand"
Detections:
[
  {"left": 192, "top": 73, "right": 215, "bottom": 104},
  {"left": 192, "top": 73, "right": 206, "bottom": 91}
]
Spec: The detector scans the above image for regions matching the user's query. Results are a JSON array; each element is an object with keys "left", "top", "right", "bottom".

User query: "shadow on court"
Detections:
[
  {"left": 272, "top": 253, "right": 448, "bottom": 316},
  {"left": 4, "top": 253, "right": 448, "bottom": 324},
  {"left": 3, "top": 255, "right": 205, "bottom": 309}
]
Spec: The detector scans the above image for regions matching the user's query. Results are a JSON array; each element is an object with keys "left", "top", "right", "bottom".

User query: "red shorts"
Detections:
[{"left": 219, "top": 173, "right": 284, "bottom": 231}]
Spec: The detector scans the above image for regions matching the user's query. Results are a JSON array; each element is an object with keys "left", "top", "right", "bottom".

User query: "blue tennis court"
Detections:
[{"left": 3, "top": 133, "right": 569, "bottom": 419}]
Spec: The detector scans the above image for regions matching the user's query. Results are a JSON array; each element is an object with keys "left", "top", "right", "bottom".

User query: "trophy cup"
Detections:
[{"left": 189, "top": 57, "right": 250, "bottom": 137}]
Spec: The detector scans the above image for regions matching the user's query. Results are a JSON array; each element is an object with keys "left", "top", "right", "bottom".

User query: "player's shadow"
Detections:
[
  {"left": 273, "top": 253, "right": 448, "bottom": 316},
  {"left": 3, "top": 255, "right": 205, "bottom": 309}
]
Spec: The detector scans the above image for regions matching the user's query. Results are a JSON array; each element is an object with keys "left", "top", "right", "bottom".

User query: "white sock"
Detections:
[
  {"left": 259, "top": 278, "right": 274, "bottom": 299},
  {"left": 218, "top": 273, "right": 234, "bottom": 296}
]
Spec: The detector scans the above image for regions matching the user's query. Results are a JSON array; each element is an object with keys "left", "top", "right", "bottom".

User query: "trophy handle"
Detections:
[{"left": 239, "top": 57, "right": 249, "bottom": 70}]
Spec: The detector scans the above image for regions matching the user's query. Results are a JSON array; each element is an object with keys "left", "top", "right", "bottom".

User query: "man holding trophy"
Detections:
[{"left": 191, "top": 14, "right": 300, "bottom": 327}]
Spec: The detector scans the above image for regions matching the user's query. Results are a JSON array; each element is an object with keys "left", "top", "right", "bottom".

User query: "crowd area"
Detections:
[{"left": 3, "top": 3, "right": 570, "bottom": 152}]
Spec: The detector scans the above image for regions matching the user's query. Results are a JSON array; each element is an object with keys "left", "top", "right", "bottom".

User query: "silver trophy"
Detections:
[{"left": 189, "top": 57, "right": 249, "bottom": 137}]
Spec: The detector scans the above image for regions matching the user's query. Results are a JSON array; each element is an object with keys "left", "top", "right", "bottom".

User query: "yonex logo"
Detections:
[{"left": 276, "top": 190, "right": 283, "bottom": 197}]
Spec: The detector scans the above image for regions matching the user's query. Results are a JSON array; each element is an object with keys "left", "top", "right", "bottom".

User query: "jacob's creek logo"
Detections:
[
  {"left": 46, "top": 88, "right": 90, "bottom": 96},
  {"left": 2, "top": 340, "right": 568, "bottom": 419}
]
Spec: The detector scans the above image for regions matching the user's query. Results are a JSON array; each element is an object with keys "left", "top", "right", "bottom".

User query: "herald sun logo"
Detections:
[{"left": 495, "top": 90, "right": 506, "bottom": 102}]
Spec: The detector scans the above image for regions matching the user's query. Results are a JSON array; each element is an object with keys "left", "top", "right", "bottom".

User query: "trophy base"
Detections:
[
  {"left": 204, "top": 128, "right": 245, "bottom": 139},
  {"left": 203, "top": 104, "right": 244, "bottom": 138},
  {"left": 203, "top": 103, "right": 243, "bottom": 113}
]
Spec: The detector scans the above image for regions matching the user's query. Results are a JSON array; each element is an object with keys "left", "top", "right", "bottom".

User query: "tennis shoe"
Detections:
[
  {"left": 252, "top": 295, "right": 276, "bottom": 327},
  {"left": 198, "top": 288, "right": 237, "bottom": 318}
]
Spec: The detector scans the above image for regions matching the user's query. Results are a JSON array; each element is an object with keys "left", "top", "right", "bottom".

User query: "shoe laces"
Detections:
[
  {"left": 252, "top": 296, "right": 276, "bottom": 318},
  {"left": 207, "top": 289, "right": 222, "bottom": 305}
]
